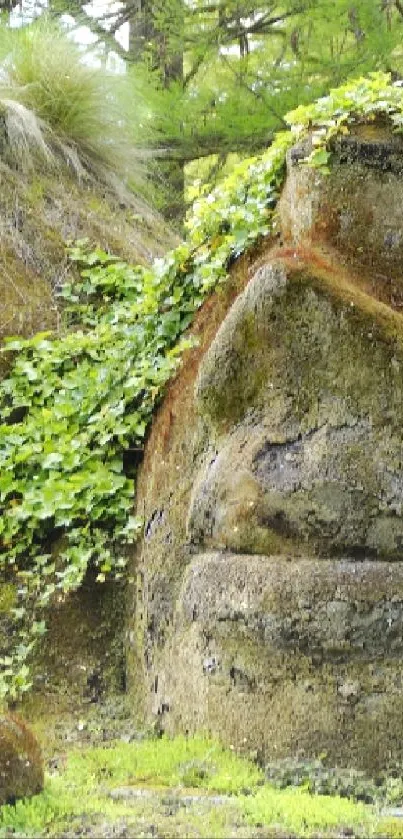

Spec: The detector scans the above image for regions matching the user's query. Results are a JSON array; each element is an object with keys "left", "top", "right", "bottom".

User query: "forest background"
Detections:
[{"left": 2, "top": 0, "right": 403, "bottom": 225}]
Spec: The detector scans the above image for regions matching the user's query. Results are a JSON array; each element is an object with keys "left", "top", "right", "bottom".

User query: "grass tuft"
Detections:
[
  {"left": 0, "top": 18, "right": 145, "bottom": 182},
  {"left": 0, "top": 97, "right": 52, "bottom": 170}
]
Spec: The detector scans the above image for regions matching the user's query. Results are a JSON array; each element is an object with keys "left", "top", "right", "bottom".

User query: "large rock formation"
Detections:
[{"left": 127, "top": 125, "right": 403, "bottom": 773}]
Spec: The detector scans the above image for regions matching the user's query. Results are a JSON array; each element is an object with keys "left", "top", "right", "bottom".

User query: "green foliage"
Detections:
[
  {"left": 0, "top": 735, "right": 383, "bottom": 838},
  {"left": 240, "top": 785, "right": 376, "bottom": 838},
  {"left": 10, "top": 1, "right": 403, "bottom": 217},
  {"left": 126, "top": 0, "right": 403, "bottom": 213},
  {"left": 0, "top": 251, "right": 196, "bottom": 699},
  {"left": 0, "top": 18, "right": 146, "bottom": 180},
  {"left": 287, "top": 70, "right": 403, "bottom": 153},
  {"left": 1, "top": 71, "right": 403, "bottom": 700}
]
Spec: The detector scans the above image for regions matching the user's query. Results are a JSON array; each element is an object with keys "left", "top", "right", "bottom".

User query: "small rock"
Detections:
[
  {"left": 203, "top": 656, "right": 219, "bottom": 674},
  {"left": 0, "top": 712, "right": 44, "bottom": 805},
  {"left": 337, "top": 681, "right": 360, "bottom": 702}
]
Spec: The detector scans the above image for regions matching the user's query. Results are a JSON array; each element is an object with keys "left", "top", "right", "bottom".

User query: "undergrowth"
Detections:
[
  {"left": 0, "top": 735, "right": 384, "bottom": 838},
  {"left": 1, "top": 71, "right": 403, "bottom": 700}
]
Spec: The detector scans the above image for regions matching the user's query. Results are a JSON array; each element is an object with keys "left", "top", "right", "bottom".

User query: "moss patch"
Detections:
[
  {"left": 19, "top": 571, "right": 127, "bottom": 759},
  {"left": 0, "top": 734, "right": 387, "bottom": 838},
  {"left": 0, "top": 583, "right": 16, "bottom": 614}
]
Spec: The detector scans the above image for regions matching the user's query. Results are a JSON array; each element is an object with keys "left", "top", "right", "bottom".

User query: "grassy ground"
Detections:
[{"left": 0, "top": 733, "right": 401, "bottom": 838}]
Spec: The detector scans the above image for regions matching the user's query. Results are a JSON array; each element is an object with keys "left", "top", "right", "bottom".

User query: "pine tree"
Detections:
[{"left": 5, "top": 0, "right": 403, "bottom": 221}]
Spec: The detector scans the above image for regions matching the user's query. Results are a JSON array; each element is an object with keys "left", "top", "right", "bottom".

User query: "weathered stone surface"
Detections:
[
  {"left": 156, "top": 553, "right": 403, "bottom": 770},
  {"left": 277, "top": 123, "right": 403, "bottom": 308},
  {"left": 127, "top": 128, "right": 403, "bottom": 772},
  {"left": 0, "top": 713, "right": 43, "bottom": 805},
  {"left": 19, "top": 570, "right": 128, "bottom": 750},
  {"left": 192, "top": 261, "right": 403, "bottom": 559}
]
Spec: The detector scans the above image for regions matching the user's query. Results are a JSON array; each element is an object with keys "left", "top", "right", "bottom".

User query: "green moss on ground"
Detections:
[{"left": 0, "top": 734, "right": 392, "bottom": 838}]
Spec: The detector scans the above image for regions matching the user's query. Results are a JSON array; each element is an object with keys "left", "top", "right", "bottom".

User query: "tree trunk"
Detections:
[
  {"left": 128, "top": 1, "right": 185, "bottom": 224},
  {"left": 128, "top": 0, "right": 183, "bottom": 86}
]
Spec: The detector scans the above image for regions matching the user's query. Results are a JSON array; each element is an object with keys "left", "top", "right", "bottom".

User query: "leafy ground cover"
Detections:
[{"left": 0, "top": 734, "right": 396, "bottom": 838}]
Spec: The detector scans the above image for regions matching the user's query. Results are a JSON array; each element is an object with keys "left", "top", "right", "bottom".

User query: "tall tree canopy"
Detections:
[{"left": 2, "top": 0, "right": 403, "bottom": 219}]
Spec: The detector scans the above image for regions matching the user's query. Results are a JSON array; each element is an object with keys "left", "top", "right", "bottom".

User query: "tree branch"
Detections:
[
  {"left": 151, "top": 131, "right": 274, "bottom": 162},
  {"left": 49, "top": 0, "right": 128, "bottom": 60}
]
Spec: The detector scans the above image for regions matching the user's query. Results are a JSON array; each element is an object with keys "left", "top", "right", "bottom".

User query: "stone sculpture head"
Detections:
[{"left": 128, "top": 125, "right": 403, "bottom": 773}]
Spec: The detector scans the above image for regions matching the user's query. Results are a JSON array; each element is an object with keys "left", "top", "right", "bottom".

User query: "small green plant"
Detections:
[{"left": 2, "top": 71, "right": 403, "bottom": 700}]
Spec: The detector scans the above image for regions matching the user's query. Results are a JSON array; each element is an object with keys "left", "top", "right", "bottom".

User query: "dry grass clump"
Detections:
[{"left": 0, "top": 18, "right": 144, "bottom": 182}]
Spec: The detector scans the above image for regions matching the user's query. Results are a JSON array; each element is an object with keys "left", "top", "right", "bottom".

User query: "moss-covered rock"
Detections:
[
  {"left": 156, "top": 552, "right": 403, "bottom": 772},
  {"left": 0, "top": 712, "right": 43, "bottom": 805},
  {"left": 17, "top": 569, "right": 129, "bottom": 757},
  {"left": 278, "top": 123, "right": 403, "bottom": 307},
  {"left": 127, "top": 127, "right": 403, "bottom": 772}
]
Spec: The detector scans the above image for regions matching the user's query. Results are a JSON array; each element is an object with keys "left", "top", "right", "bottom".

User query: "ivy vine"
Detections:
[{"left": 1, "top": 71, "right": 403, "bottom": 700}]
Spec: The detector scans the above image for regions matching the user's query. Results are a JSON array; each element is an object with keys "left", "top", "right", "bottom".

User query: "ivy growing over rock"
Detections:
[{"left": 1, "top": 71, "right": 403, "bottom": 701}]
